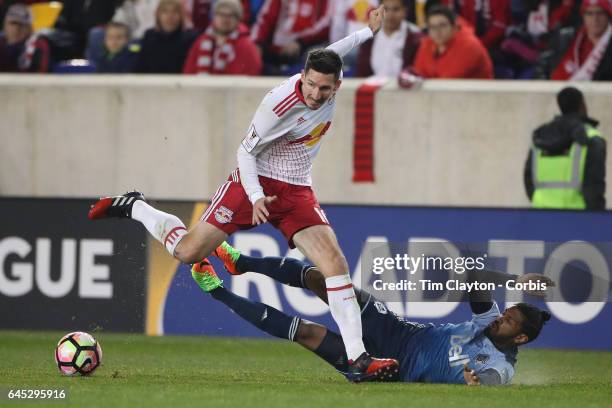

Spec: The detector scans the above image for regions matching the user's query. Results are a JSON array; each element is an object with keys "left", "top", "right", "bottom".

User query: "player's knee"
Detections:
[
  {"left": 173, "top": 240, "right": 201, "bottom": 264},
  {"left": 320, "top": 252, "right": 349, "bottom": 277},
  {"left": 295, "top": 320, "right": 322, "bottom": 347},
  {"left": 295, "top": 322, "right": 312, "bottom": 343},
  {"left": 305, "top": 268, "right": 327, "bottom": 299},
  {"left": 295, "top": 320, "right": 329, "bottom": 350}
]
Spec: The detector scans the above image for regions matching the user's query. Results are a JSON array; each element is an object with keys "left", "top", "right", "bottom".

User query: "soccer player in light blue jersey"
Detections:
[{"left": 192, "top": 243, "right": 553, "bottom": 385}]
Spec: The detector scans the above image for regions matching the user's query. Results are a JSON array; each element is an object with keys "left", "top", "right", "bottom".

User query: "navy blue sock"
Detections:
[
  {"left": 210, "top": 286, "right": 300, "bottom": 341},
  {"left": 236, "top": 255, "right": 311, "bottom": 288},
  {"left": 313, "top": 330, "right": 349, "bottom": 372}
]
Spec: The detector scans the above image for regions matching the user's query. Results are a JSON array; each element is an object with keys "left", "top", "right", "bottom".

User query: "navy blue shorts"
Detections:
[
  {"left": 311, "top": 290, "right": 430, "bottom": 375},
  {"left": 359, "top": 291, "right": 430, "bottom": 361}
]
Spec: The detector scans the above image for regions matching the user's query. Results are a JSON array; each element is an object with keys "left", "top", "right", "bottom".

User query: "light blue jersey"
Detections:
[{"left": 399, "top": 302, "right": 517, "bottom": 384}]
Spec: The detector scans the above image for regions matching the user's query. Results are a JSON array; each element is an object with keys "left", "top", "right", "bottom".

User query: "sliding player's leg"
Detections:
[
  {"left": 190, "top": 260, "right": 355, "bottom": 376},
  {"left": 216, "top": 241, "right": 380, "bottom": 307},
  {"left": 191, "top": 259, "right": 301, "bottom": 340},
  {"left": 214, "top": 244, "right": 405, "bottom": 375},
  {"left": 214, "top": 242, "right": 322, "bottom": 293}
]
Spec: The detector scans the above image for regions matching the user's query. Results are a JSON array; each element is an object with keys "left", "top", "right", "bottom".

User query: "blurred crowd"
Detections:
[{"left": 0, "top": 0, "right": 610, "bottom": 80}]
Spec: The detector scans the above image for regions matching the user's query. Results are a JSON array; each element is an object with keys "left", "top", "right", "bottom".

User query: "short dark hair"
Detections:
[
  {"left": 515, "top": 303, "right": 551, "bottom": 343},
  {"left": 304, "top": 49, "right": 343, "bottom": 81},
  {"left": 557, "top": 86, "right": 584, "bottom": 115},
  {"left": 107, "top": 21, "right": 131, "bottom": 39},
  {"left": 424, "top": 0, "right": 442, "bottom": 15},
  {"left": 381, "top": 0, "right": 407, "bottom": 7},
  {"left": 426, "top": 4, "right": 456, "bottom": 25}
]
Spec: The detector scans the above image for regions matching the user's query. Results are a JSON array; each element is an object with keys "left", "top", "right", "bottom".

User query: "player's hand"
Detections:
[
  {"left": 252, "top": 196, "right": 277, "bottom": 226},
  {"left": 516, "top": 273, "right": 556, "bottom": 298},
  {"left": 368, "top": 5, "right": 385, "bottom": 35},
  {"left": 463, "top": 364, "right": 480, "bottom": 386}
]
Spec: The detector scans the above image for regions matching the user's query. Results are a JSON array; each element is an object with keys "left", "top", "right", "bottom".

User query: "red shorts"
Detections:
[{"left": 202, "top": 169, "right": 330, "bottom": 248}]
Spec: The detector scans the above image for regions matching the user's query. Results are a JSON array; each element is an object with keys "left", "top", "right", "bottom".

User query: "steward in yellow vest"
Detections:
[{"left": 524, "top": 87, "right": 606, "bottom": 210}]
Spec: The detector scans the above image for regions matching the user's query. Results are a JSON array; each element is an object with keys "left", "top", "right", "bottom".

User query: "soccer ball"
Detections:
[{"left": 54, "top": 332, "right": 103, "bottom": 376}]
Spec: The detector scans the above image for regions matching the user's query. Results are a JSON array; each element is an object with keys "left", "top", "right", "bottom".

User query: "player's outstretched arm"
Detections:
[
  {"left": 326, "top": 5, "right": 384, "bottom": 57},
  {"left": 463, "top": 364, "right": 505, "bottom": 386},
  {"left": 466, "top": 269, "right": 554, "bottom": 314},
  {"left": 463, "top": 364, "right": 504, "bottom": 386},
  {"left": 368, "top": 5, "right": 385, "bottom": 35}
]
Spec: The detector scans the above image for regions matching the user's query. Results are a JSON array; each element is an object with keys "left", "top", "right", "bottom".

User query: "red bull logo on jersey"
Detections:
[
  {"left": 289, "top": 121, "right": 331, "bottom": 147},
  {"left": 214, "top": 206, "right": 233, "bottom": 224}
]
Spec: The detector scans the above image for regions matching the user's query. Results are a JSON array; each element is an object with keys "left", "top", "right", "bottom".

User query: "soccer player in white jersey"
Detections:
[{"left": 89, "top": 5, "right": 400, "bottom": 382}]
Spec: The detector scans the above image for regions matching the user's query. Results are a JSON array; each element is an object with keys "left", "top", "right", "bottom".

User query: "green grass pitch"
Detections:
[{"left": 1, "top": 330, "right": 610, "bottom": 408}]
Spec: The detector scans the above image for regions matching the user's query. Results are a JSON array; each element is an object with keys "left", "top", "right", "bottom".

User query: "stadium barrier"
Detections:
[{"left": 1, "top": 75, "right": 612, "bottom": 208}]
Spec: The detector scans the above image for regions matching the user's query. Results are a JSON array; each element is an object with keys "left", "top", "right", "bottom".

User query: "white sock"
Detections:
[
  {"left": 131, "top": 200, "right": 187, "bottom": 256},
  {"left": 325, "top": 274, "right": 366, "bottom": 361}
]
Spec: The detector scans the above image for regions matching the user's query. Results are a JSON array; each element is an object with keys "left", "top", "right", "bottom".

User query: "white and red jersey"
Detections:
[
  {"left": 237, "top": 27, "right": 374, "bottom": 204},
  {"left": 241, "top": 73, "right": 335, "bottom": 187}
]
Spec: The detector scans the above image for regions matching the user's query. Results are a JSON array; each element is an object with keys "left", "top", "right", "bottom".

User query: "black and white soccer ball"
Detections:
[{"left": 54, "top": 332, "right": 102, "bottom": 376}]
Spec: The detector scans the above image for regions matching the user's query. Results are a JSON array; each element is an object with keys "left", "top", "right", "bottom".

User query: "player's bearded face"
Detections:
[
  {"left": 301, "top": 70, "right": 341, "bottom": 110},
  {"left": 485, "top": 307, "right": 525, "bottom": 344}
]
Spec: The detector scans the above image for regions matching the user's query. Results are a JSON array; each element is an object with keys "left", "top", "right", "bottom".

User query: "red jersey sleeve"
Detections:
[{"left": 251, "top": 0, "right": 281, "bottom": 46}]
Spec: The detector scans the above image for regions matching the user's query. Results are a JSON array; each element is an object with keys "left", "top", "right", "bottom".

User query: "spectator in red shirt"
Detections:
[
  {"left": 251, "top": 0, "right": 332, "bottom": 72},
  {"left": 551, "top": 0, "right": 612, "bottom": 81},
  {"left": 410, "top": 5, "right": 493, "bottom": 78},
  {"left": 0, "top": 3, "right": 49, "bottom": 72},
  {"left": 356, "top": 0, "right": 422, "bottom": 77},
  {"left": 183, "top": 0, "right": 261, "bottom": 75}
]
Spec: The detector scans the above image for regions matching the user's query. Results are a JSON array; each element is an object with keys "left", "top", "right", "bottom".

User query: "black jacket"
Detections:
[
  {"left": 54, "top": 0, "right": 121, "bottom": 56},
  {"left": 134, "top": 28, "right": 198, "bottom": 74},
  {"left": 524, "top": 114, "right": 606, "bottom": 210}
]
